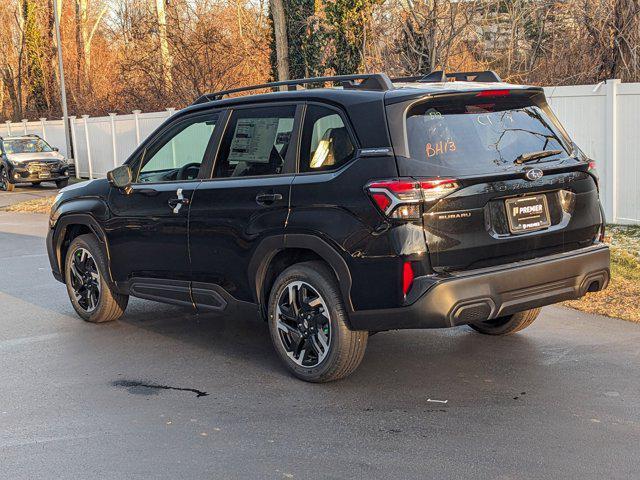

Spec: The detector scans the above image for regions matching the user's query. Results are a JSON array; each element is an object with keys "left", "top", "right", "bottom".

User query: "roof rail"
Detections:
[
  {"left": 391, "top": 70, "right": 502, "bottom": 84},
  {"left": 192, "top": 73, "right": 394, "bottom": 105}
]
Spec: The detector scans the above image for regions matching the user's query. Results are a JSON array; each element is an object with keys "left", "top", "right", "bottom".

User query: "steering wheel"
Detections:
[{"left": 177, "top": 162, "right": 201, "bottom": 180}]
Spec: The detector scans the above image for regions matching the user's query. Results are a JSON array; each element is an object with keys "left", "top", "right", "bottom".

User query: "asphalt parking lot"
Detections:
[{"left": 1, "top": 211, "right": 639, "bottom": 480}]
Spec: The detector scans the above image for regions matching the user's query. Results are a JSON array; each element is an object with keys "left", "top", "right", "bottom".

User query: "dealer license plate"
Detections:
[{"left": 505, "top": 195, "right": 551, "bottom": 234}]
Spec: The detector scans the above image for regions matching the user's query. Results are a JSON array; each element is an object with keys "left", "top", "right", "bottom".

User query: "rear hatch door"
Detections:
[{"left": 387, "top": 88, "right": 602, "bottom": 271}]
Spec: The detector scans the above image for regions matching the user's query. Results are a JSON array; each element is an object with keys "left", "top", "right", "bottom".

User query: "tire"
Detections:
[
  {"left": 56, "top": 179, "right": 69, "bottom": 188},
  {"left": 267, "top": 261, "right": 368, "bottom": 383},
  {"left": 469, "top": 307, "right": 541, "bottom": 335},
  {"left": 0, "top": 167, "right": 14, "bottom": 191},
  {"left": 64, "top": 234, "right": 129, "bottom": 323}
]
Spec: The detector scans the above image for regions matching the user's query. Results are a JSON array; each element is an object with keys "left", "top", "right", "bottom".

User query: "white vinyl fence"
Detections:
[
  {"left": 0, "top": 109, "right": 176, "bottom": 180},
  {"left": 1, "top": 81, "right": 638, "bottom": 224},
  {"left": 544, "top": 80, "right": 640, "bottom": 225}
]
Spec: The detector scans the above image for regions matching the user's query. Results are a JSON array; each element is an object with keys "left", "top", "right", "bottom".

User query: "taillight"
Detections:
[
  {"left": 367, "top": 179, "right": 422, "bottom": 220},
  {"left": 367, "top": 178, "right": 459, "bottom": 220},
  {"left": 475, "top": 89, "right": 511, "bottom": 98},
  {"left": 370, "top": 193, "right": 391, "bottom": 212},
  {"left": 419, "top": 179, "right": 459, "bottom": 202}
]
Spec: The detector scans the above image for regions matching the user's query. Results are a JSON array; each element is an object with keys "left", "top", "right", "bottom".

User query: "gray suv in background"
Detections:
[{"left": 0, "top": 134, "right": 69, "bottom": 191}]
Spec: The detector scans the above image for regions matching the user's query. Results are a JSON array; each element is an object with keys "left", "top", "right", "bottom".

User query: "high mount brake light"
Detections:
[
  {"left": 475, "top": 89, "right": 511, "bottom": 98},
  {"left": 367, "top": 178, "right": 459, "bottom": 220}
]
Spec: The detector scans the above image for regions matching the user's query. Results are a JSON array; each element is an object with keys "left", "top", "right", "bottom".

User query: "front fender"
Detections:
[{"left": 48, "top": 204, "right": 114, "bottom": 284}]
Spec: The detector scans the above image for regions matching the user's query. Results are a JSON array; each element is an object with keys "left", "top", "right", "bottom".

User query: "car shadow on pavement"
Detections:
[
  {"left": 119, "top": 299, "right": 285, "bottom": 373},
  {"left": 118, "top": 296, "right": 546, "bottom": 394}
]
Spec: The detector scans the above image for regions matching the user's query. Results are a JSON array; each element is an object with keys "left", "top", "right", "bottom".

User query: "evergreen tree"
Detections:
[
  {"left": 23, "top": 0, "right": 48, "bottom": 114},
  {"left": 323, "top": 0, "right": 380, "bottom": 75},
  {"left": 269, "top": 0, "right": 323, "bottom": 80}
]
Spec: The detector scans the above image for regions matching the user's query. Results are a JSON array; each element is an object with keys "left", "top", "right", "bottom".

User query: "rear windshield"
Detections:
[{"left": 405, "top": 96, "right": 572, "bottom": 176}]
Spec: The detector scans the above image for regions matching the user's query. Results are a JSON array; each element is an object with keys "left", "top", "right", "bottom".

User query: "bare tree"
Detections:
[
  {"left": 269, "top": 0, "right": 290, "bottom": 81},
  {"left": 0, "top": 1, "right": 26, "bottom": 118},
  {"left": 155, "top": 0, "right": 173, "bottom": 91},
  {"left": 75, "top": 0, "right": 108, "bottom": 91}
]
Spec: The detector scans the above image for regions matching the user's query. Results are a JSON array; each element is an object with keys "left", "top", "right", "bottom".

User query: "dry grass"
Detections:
[
  {"left": 564, "top": 225, "right": 640, "bottom": 322},
  {"left": 2, "top": 195, "right": 56, "bottom": 214}
]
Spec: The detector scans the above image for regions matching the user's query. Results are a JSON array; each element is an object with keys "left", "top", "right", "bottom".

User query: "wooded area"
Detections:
[{"left": 1, "top": 0, "right": 638, "bottom": 120}]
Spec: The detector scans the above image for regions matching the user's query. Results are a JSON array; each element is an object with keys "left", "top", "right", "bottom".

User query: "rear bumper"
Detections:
[{"left": 348, "top": 244, "right": 610, "bottom": 331}]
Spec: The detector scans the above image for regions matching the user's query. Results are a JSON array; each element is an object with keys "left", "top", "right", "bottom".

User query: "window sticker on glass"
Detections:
[
  {"left": 228, "top": 117, "right": 280, "bottom": 164},
  {"left": 426, "top": 140, "right": 457, "bottom": 158}
]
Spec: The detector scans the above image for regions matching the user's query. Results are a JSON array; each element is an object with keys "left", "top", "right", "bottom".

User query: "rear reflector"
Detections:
[
  {"left": 402, "top": 262, "right": 414, "bottom": 296},
  {"left": 475, "top": 89, "right": 511, "bottom": 98}
]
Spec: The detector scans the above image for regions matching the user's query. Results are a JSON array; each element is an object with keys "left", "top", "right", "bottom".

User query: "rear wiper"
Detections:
[{"left": 514, "top": 150, "right": 562, "bottom": 165}]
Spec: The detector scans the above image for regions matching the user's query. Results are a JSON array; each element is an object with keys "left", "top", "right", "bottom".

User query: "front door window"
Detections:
[{"left": 136, "top": 114, "right": 218, "bottom": 183}]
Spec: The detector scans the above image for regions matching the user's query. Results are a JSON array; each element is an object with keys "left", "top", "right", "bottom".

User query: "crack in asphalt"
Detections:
[{"left": 112, "top": 380, "right": 209, "bottom": 397}]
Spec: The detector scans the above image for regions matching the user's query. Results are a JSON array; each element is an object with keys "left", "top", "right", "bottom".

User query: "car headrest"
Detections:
[{"left": 326, "top": 127, "right": 353, "bottom": 164}]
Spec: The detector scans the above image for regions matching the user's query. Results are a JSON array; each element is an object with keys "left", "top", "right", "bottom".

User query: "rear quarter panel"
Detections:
[{"left": 288, "top": 155, "right": 427, "bottom": 310}]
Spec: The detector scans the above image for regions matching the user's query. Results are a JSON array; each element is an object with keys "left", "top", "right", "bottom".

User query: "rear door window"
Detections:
[
  {"left": 213, "top": 105, "right": 295, "bottom": 178},
  {"left": 405, "top": 96, "right": 571, "bottom": 176}
]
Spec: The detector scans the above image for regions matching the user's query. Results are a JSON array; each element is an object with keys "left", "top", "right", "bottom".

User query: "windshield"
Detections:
[
  {"left": 3, "top": 138, "right": 53, "bottom": 154},
  {"left": 405, "top": 97, "right": 572, "bottom": 176}
]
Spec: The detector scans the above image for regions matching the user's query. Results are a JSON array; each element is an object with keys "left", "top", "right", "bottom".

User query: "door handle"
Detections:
[
  {"left": 255, "top": 193, "right": 283, "bottom": 205},
  {"left": 168, "top": 188, "right": 190, "bottom": 214}
]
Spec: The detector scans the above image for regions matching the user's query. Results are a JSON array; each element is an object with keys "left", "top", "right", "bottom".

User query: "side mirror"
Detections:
[
  {"left": 107, "top": 165, "right": 132, "bottom": 193},
  {"left": 52, "top": 147, "right": 59, "bottom": 152}
]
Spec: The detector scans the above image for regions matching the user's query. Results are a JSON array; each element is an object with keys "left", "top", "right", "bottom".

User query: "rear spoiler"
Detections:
[{"left": 385, "top": 86, "right": 545, "bottom": 106}]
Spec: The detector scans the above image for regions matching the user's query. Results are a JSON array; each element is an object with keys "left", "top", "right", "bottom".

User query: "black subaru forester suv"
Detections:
[{"left": 47, "top": 72, "right": 610, "bottom": 382}]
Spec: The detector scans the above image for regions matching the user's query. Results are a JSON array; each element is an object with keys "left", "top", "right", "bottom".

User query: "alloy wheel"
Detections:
[
  {"left": 275, "top": 281, "right": 331, "bottom": 367},
  {"left": 69, "top": 247, "right": 101, "bottom": 312},
  {"left": 0, "top": 169, "right": 7, "bottom": 191}
]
